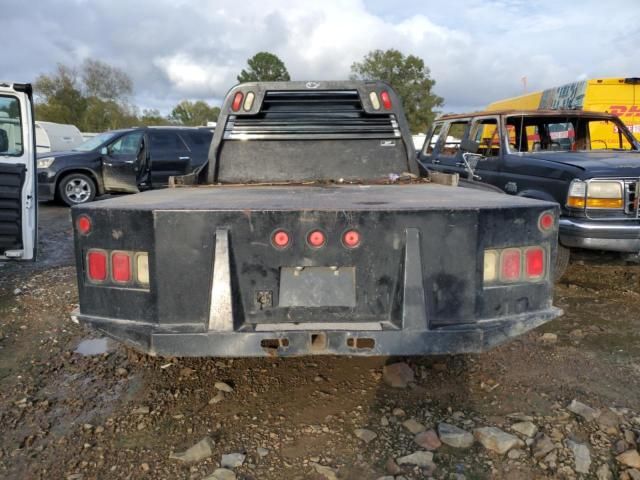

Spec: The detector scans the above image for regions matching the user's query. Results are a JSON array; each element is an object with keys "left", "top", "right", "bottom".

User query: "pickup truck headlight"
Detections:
[
  {"left": 566, "top": 179, "right": 623, "bottom": 209},
  {"left": 37, "top": 157, "right": 55, "bottom": 169}
]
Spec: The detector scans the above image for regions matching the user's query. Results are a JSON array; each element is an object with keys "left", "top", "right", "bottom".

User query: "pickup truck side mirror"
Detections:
[
  {"left": 100, "top": 147, "right": 108, "bottom": 155},
  {"left": 460, "top": 138, "right": 480, "bottom": 154}
]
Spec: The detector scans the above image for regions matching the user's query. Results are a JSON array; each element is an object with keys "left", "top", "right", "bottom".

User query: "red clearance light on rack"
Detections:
[
  {"left": 87, "top": 250, "right": 107, "bottom": 282},
  {"left": 76, "top": 215, "right": 92, "bottom": 235},
  {"left": 231, "top": 92, "right": 244, "bottom": 112},
  {"left": 111, "top": 251, "right": 132, "bottom": 283},
  {"left": 380, "top": 91, "right": 392, "bottom": 110}
]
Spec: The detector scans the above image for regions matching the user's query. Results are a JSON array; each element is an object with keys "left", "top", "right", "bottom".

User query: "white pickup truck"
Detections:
[{"left": 0, "top": 82, "right": 37, "bottom": 261}]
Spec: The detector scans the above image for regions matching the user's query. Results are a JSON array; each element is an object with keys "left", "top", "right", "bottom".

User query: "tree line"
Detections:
[{"left": 34, "top": 50, "right": 443, "bottom": 133}]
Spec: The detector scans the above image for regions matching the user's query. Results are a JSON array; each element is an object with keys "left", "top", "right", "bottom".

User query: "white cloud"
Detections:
[
  {"left": 4, "top": 0, "right": 639, "bottom": 117},
  {"left": 154, "top": 54, "right": 236, "bottom": 95}
]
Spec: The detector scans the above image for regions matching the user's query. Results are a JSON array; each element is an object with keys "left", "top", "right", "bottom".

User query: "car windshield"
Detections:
[
  {"left": 73, "top": 131, "right": 119, "bottom": 152},
  {"left": 505, "top": 115, "right": 637, "bottom": 153}
]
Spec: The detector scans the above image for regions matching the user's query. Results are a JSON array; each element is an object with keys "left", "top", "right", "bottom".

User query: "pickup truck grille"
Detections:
[
  {"left": 624, "top": 179, "right": 640, "bottom": 218},
  {"left": 224, "top": 90, "right": 401, "bottom": 140}
]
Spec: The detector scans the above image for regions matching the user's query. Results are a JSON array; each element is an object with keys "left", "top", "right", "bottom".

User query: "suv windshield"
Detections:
[
  {"left": 73, "top": 131, "right": 120, "bottom": 152},
  {"left": 0, "top": 95, "right": 23, "bottom": 156},
  {"left": 505, "top": 115, "right": 637, "bottom": 153}
]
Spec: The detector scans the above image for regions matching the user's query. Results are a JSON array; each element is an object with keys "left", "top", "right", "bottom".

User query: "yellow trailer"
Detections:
[{"left": 488, "top": 78, "right": 640, "bottom": 142}]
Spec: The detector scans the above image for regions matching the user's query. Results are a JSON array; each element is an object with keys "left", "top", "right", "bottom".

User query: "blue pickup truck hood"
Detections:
[{"left": 526, "top": 151, "right": 640, "bottom": 176}]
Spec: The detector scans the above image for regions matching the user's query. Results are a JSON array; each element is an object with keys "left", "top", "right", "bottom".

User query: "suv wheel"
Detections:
[{"left": 58, "top": 173, "right": 96, "bottom": 206}]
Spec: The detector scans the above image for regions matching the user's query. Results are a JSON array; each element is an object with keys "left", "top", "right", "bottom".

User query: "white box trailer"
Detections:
[{"left": 35, "top": 121, "right": 84, "bottom": 153}]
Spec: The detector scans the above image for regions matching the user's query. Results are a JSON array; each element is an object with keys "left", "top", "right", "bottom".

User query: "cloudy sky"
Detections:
[{"left": 5, "top": 0, "right": 638, "bottom": 114}]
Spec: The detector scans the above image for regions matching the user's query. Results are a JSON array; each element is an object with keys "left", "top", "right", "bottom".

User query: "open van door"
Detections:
[{"left": 0, "top": 83, "right": 36, "bottom": 261}]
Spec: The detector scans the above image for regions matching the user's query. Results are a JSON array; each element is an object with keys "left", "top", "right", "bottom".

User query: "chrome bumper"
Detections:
[{"left": 559, "top": 217, "right": 640, "bottom": 252}]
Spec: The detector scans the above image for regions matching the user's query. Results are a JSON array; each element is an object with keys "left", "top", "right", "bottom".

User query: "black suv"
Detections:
[
  {"left": 37, "top": 126, "right": 213, "bottom": 206},
  {"left": 419, "top": 109, "right": 640, "bottom": 275}
]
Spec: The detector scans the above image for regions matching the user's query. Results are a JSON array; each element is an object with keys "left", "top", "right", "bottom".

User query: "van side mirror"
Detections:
[
  {"left": 100, "top": 147, "right": 108, "bottom": 155},
  {"left": 460, "top": 138, "right": 479, "bottom": 154}
]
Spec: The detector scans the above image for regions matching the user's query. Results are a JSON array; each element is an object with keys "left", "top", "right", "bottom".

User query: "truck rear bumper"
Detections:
[
  {"left": 559, "top": 217, "right": 640, "bottom": 252},
  {"left": 71, "top": 307, "right": 562, "bottom": 357}
]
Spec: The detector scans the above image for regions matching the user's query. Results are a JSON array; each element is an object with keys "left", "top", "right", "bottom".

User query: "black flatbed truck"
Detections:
[{"left": 70, "top": 81, "right": 562, "bottom": 357}]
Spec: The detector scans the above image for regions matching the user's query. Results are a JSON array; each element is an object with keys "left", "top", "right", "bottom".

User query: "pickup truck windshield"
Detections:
[
  {"left": 505, "top": 115, "right": 636, "bottom": 153},
  {"left": 0, "top": 96, "right": 23, "bottom": 156},
  {"left": 73, "top": 131, "right": 118, "bottom": 152}
]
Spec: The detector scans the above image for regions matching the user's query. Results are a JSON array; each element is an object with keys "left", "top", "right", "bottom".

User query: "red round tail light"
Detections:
[
  {"left": 539, "top": 211, "right": 554, "bottom": 231},
  {"left": 272, "top": 229, "right": 290, "bottom": 249},
  {"left": 77, "top": 215, "right": 92, "bottom": 235},
  {"left": 307, "top": 230, "right": 326, "bottom": 248},
  {"left": 342, "top": 229, "right": 361, "bottom": 248}
]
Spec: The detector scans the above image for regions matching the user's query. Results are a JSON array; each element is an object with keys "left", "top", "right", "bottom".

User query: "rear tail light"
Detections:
[
  {"left": 272, "top": 229, "right": 291, "bottom": 249},
  {"left": 525, "top": 247, "right": 545, "bottom": 280},
  {"left": 307, "top": 230, "right": 326, "bottom": 248},
  {"left": 483, "top": 250, "right": 499, "bottom": 283},
  {"left": 231, "top": 92, "right": 243, "bottom": 112},
  {"left": 76, "top": 215, "right": 92, "bottom": 235},
  {"left": 342, "top": 229, "right": 361, "bottom": 248},
  {"left": 85, "top": 249, "right": 149, "bottom": 288},
  {"left": 136, "top": 253, "right": 149, "bottom": 285},
  {"left": 111, "top": 251, "right": 132, "bottom": 283},
  {"left": 369, "top": 92, "right": 381, "bottom": 110},
  {"left": 484, "top": 246, "right": 547, "bottom": 285},
  {"left": 243, "top": 91, "right": 255, "bottom": 111},
  {"left": 380, "top": 91, "right": 392, "bottom": 110},
  {"left": 500, "top": 248, "right": 522, "bottom": 282},
  {"left": 87, "top": 250, "right": 107, "bottom": 282}
]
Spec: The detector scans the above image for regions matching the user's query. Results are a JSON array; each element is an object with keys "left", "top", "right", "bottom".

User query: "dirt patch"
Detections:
[{"left": 1, "top": 207, "right": 639, "bottom": 479}]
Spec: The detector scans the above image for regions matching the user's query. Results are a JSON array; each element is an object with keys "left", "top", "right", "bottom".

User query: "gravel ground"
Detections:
[{"left": 1, "top": 204, "right": 640, "bottom": 480}]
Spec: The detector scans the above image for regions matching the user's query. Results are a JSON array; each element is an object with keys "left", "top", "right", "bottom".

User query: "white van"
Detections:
[
  {"left": 35, "top": 121, "right": 84, "bottom": 153},
  {"left": 0, "top": 82, "right": 37, "bottom": 261}
]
